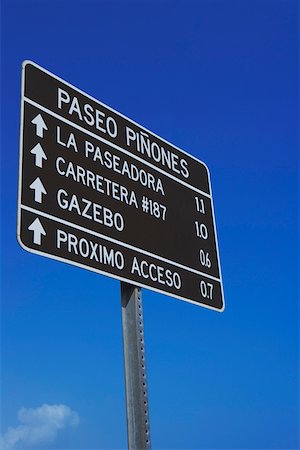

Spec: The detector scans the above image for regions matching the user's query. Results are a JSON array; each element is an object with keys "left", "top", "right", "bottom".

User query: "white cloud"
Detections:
[{"left": 1, "top": 404, "right": 79, "bottom": 450}]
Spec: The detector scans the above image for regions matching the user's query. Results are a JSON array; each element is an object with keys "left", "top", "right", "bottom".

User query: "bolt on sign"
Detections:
[{"left": 17, "top": 61, "right": 225, "bottom": 311}]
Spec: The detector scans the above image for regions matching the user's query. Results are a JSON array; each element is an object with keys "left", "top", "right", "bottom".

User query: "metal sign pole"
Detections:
[{"left": 121, "top": 282, "right": 151, "bottom": 450}]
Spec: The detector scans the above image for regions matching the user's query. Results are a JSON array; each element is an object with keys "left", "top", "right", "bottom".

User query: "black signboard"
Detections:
[{"left": 17, "top": 61, "right": 224, "bottom": 311}]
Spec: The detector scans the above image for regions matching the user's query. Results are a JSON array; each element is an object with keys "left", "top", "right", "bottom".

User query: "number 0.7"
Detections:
[{"left": 200, "top": 280, "right": 213, "bottom": 300}]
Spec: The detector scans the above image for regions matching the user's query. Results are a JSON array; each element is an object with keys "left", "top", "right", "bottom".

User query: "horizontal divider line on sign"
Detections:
[
  {"left": 24, "top": 96, "right": 211, "bottom": 199},
  {"left": 21, "top": 204, "right": 221, "bottom": 283}
]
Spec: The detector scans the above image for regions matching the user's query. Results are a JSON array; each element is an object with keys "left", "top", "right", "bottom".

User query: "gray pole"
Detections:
[{"left": 121, "top": 282, "right": 151, "bottom": 450}]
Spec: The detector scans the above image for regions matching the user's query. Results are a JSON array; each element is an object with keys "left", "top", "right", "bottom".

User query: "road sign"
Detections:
[{"left": 17, "top": 61, "right": 224, "bottom": 311}]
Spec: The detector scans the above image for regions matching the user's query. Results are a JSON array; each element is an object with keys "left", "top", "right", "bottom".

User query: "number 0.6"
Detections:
[{"left": 199, "top": 249, "right": 211, "bottom": 268}]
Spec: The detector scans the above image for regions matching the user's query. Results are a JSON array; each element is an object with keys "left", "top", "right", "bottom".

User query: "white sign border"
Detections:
[{"left": 17, "top": 60, "right": 225, "bottom": 312}]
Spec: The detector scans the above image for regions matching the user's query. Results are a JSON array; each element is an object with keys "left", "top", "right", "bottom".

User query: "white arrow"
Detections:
[
  {"left": 28, "top": 218, "right": 46, "bottom": 245},
  {"left": 29, "top": 177, "right": 47, "bottom": 203},
  {"left": 31, "top": 114, "right": 48, "bottom": 138},
  {"left": 30, "top": 143, "right": 48, "bottom": 168}
]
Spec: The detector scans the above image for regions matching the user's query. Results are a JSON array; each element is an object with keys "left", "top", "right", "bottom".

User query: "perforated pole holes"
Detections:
[
  {"left": 121, "top": 283, "right": 151, "bottom": 450},
  {"left": 136, "top": 288, "right": 150, "bottom": 446}
]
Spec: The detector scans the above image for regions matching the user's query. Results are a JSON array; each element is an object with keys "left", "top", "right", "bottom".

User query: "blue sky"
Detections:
[{"left": 1, "top": 1, "right": 299, "bottom": 449}]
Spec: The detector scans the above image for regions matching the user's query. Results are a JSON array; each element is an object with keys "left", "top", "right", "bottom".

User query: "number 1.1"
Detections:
[{"left": 195, "top": 197, "right": 205, "bottom": 214}]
